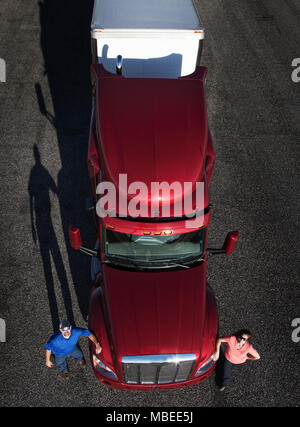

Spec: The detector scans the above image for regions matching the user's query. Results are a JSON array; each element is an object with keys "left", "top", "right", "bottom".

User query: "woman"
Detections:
[{"left": 213, "top": 329, "right": 260, "bottom": 391}]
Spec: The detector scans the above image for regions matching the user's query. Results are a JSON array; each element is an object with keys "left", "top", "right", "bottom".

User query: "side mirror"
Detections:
[
  {"left": 222, "top": 231, "right": 239, "bottom": 255},
  {"left": 68, "top": 225, "right": 98, "bottom": 257},
  {"left": 68, "top": 226, "right": 82, "bottom": 250}
]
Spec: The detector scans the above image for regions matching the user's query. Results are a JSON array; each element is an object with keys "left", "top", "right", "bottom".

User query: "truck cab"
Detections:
[{"left": 69, "top": 63, "right": 239, "bottom": 389}]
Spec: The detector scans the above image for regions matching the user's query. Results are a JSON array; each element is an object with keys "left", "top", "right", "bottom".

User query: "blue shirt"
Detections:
[{"left": 45, "top": 327, "right": 91, "bottom": 356}]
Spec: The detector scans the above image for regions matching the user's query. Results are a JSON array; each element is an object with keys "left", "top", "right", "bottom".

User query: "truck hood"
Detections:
[{"left": 102, "top": 263, "right": 207, "bottom": 360}]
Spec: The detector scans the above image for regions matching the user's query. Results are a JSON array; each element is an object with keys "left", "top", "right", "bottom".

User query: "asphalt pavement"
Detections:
[{"left": 0, "top": 0, "right": 299, "bottom": 407}]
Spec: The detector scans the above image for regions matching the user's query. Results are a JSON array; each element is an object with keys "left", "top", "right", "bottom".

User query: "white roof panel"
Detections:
[{"left": 91, "top": 0, "right": 203, "bottom": 31}]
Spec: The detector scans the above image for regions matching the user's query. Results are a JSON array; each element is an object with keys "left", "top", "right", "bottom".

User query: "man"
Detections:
[{"left": 45, "top": 319, "right": 102, "bottom": 379}]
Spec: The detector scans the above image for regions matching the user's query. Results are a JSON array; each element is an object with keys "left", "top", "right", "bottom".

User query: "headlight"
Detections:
[
  {"left": 93, "top": 354, "right": 118, "bottom": 380},
  {"left": 195, "top": 353, "right": 216, "bottom": 377}
]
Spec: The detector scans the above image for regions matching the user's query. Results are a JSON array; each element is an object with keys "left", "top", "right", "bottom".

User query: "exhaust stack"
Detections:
[{"left": 116, "top": 55, "right": 123, "bottom": 75}]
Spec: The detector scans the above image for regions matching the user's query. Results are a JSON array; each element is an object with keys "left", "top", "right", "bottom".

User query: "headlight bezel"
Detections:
[
  {"left": 195, "top": 353, "right": 216, "bottom": 377},
  {"left": 93, "top": 354, "right": 118, "bottom": 380}
]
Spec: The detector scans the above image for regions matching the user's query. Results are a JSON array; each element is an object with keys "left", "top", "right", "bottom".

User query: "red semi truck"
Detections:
[{"left": 68, "top": 61, "right": 239, "bottom": 390}]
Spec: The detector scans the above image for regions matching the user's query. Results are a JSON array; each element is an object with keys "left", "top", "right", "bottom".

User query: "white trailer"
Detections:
[{"left": 91, "top": 0, "right": 204, "bottom": 78}]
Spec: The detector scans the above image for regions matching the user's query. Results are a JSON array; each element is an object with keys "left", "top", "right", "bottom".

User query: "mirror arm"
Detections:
[
  {"left": 78, "top": 246, "right": 98, "bottom": 257},
  {"left": 207, "top": 248, "right": 226, "bottom": 255}
]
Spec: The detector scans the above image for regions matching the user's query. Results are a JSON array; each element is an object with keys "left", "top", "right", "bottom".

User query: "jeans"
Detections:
[
  {"left": 215, "top": 351, "right": 235, "bottom": 387},
  {"left": 222, "top": 357, "right": 234, "bottom": 387},
  {"left": 54, "top": 346, "right": 83, "bottom": 371}
]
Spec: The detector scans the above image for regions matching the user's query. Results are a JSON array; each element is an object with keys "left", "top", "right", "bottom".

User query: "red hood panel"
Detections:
[{"left": 102, "top": 263, "right": 207, "bottom": 360}]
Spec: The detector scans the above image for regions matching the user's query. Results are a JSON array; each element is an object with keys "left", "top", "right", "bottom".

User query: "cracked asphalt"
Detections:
[{"left": 0, "top": 0, "right": 299, "bottom": 407}]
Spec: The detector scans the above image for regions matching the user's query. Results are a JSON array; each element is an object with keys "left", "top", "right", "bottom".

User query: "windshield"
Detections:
[{"left": 103, "top": 227, "right": 207, "bottom": 269}]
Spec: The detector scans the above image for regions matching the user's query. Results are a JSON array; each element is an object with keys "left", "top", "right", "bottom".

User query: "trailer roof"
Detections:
[{"left": 91, "top": 0, "right": 203, "bottom": 31}]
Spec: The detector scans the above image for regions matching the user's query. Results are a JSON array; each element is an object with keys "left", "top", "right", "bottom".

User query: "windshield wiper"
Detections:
[
  {"left": 147, "top": 257, "right": 204, "bottom": 269},
  {"left": 156, "top": 258, "right": 204, "bottom": 269},
  {"left": 104, "top": 257, "right": 145, "bottom": 271},
  {"left": 151, "top": 263, "right": 190, "bottom": 269},
  {"left": 104, "top": 255, "right": 204, "bottom": 271}
]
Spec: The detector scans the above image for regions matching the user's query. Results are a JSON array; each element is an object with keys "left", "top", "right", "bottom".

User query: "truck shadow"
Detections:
[{"left": 34, "top": 0, "right": 95, "bottom": 328}]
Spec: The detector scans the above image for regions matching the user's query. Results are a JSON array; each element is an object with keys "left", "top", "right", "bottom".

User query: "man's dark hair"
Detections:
[{"left": 59, "top": 319, "right": 71, "bottom": 330}]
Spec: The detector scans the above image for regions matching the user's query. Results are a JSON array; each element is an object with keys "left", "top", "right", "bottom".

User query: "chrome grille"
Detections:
[{"left": 122, "top": 354, "right": 196, "bottom": 385}]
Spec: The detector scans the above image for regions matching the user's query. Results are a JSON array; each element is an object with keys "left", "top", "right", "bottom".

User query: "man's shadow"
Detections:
[
  {"left": 28, "top": 145, "right": 75, "bottom": 331},
  {"left": 35, "top": 0, "right": 95, "bottom": 326}
]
